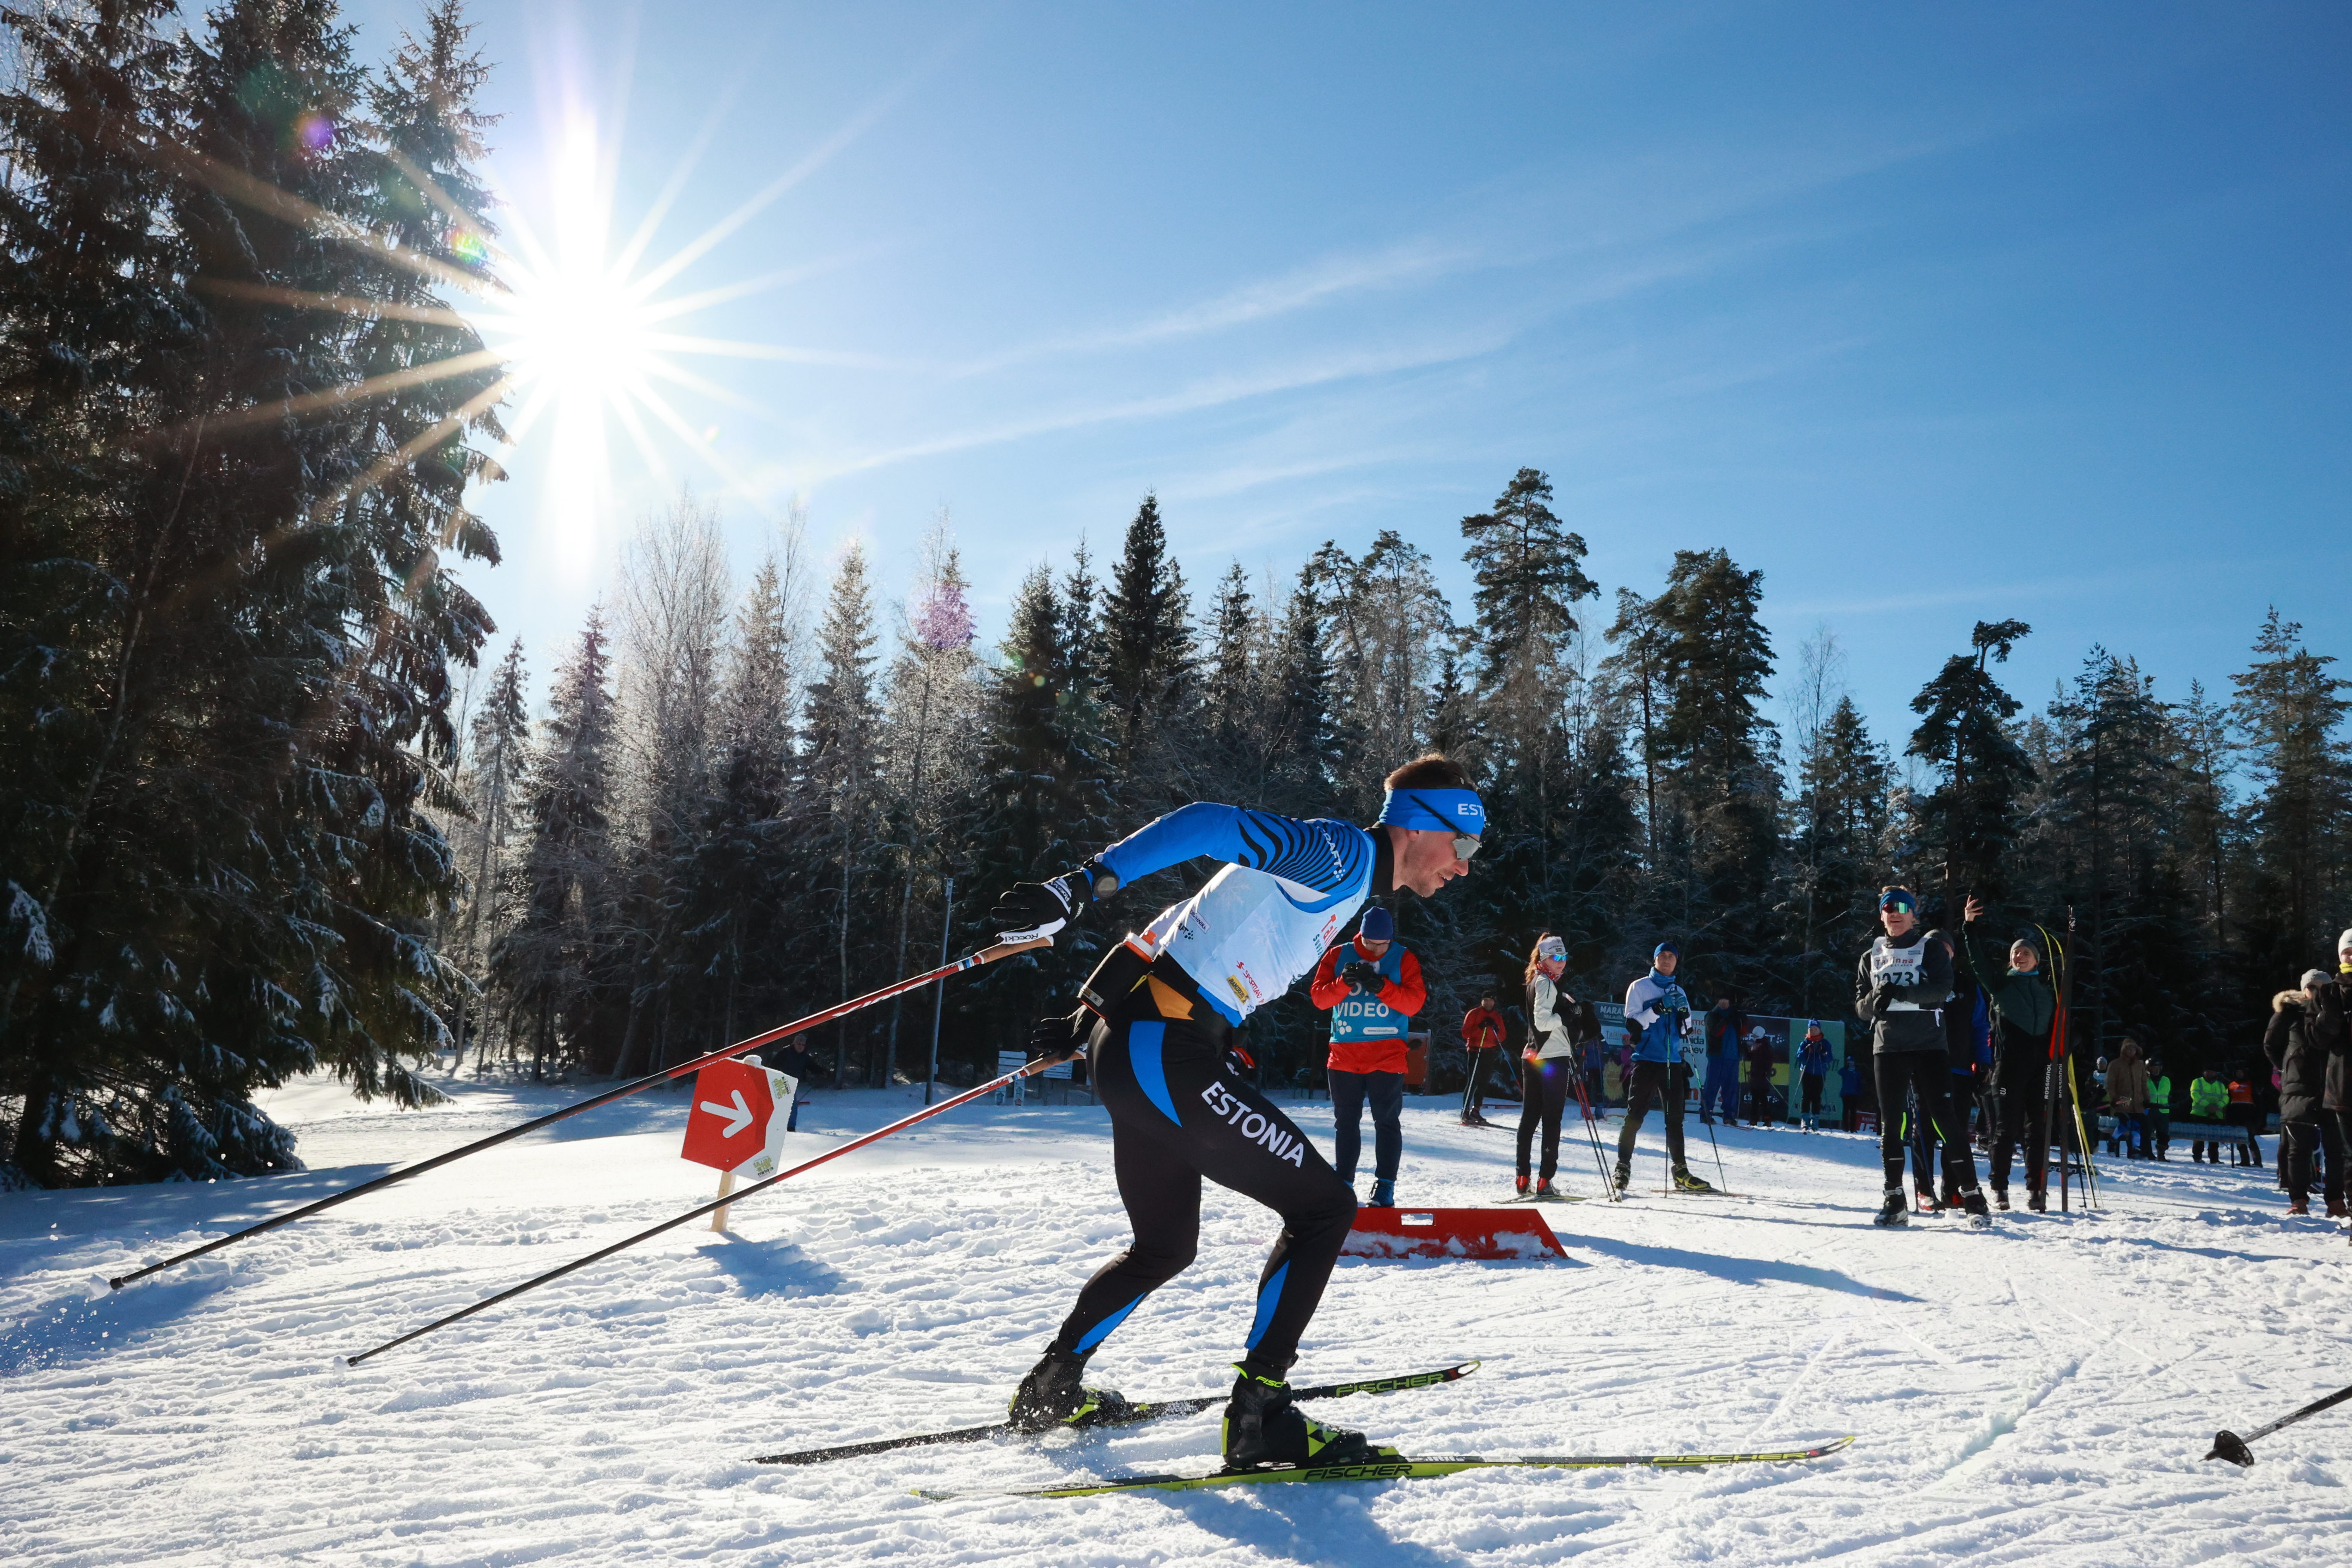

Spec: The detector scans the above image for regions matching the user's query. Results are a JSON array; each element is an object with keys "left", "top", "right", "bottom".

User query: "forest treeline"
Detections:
[{"left": 2, "top": 6, "right": 2346, "bottom": 1190}]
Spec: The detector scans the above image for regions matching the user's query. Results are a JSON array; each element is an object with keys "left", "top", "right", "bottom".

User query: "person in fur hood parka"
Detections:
[{"left": 2264, "top": 971, "right": 2347, "bottom": 1217}]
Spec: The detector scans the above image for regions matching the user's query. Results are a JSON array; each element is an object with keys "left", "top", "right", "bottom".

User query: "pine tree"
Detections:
[
  {"left": 1792, "top": 695, "right": 1892, "bottom": 1015},
  {"left": 1099, "top": 492, "right": 1195, "bottom": 793},
  {"left": 2228, "top": 609, "right": 2351, "bottom": 995},
  {"left": 453, "top": 637, "right": 528, "bottom": 1069},
  {"left": 1906, "top": 619, "right": 2034, "bottom": 903},
  {"left": 1458, "top": 468, "right": 1596, "bottom": 689},
  {"left": 498, "top": 611, "right": 617, "bottom": 1078},
  {"left": 950, "top": 563, "right": 1115, "bottom": 1066},
  {"left": 0, "top": 0, "right": 504, "bottom": 1184},
  {"left": 801, "top": 542, "right": 882, "bottom": 1085},
  {"left": 1640, "top": 548, "right": 1780, "bottom": 991}
]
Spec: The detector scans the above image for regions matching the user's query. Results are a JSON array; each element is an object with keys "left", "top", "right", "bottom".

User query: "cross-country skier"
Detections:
[
  {"left": 990, "top": 755, "right": 1482, "bottom": 1470},
  {"left": 1616, "top": 943, "right": 1712, "bottom": 1193},
  {"left": 1460, "top": 992, "right": 1508, "bottom": 1127},
  {"left": 1310, "top": 904, "right": 1427, "bottom": 1207},
  {"left": 1962, "top": 897, "right": 2054, "bottom": 1210},
  {"left": 1516, "top": 933, "right": 1592, "bottom": 1197},
  {"left": 1857, "top": 888, "right": 1990, "bottom": 1227}
]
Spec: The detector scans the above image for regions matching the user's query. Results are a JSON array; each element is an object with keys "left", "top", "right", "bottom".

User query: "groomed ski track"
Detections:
[{"left": 3, "top": 1072, "right": 2348, "bottom": 1566}]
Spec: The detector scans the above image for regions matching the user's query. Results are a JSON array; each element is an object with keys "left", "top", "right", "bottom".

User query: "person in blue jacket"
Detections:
[
  {"left": 1615, "top": 942, "right": 1713, "bottom": 1193},
  {"left": 1796, "top": 1022, "right": 1833, "bottom": 1132},
  {"left": 987, "top": 754, "right": 1482, "bottom": 1471}
]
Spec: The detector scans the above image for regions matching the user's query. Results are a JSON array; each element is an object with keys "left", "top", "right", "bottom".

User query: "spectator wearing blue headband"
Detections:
[
  {"left": 986, "top": 753, "right": 1480, "bottom": 1471},
  {"left": 1616, "top": 942, "right": 1713, "bottom": 1193}
]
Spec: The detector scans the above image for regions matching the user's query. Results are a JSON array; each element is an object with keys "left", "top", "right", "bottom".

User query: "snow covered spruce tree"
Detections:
[
  {"left": 0, "top": 0, "right": 505, "bottom": 1186},
  {"left": 495, "top": 609, "right": 619, "bottom": 1078},
  {"left": 800, "top": 540, "right": 885, "bottom": 1086},
  {"left": 450, "top": 637, "right": 528, "bottom": 1070}
]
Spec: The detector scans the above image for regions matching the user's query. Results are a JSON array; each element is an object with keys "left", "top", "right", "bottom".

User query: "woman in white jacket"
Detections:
[{"left": 1518, "top": 933, "right": 1591, "bottom": 1196}]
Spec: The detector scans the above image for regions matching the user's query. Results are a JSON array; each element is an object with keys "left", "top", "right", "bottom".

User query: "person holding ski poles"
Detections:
[
  {"left": 1516, "top": 933, "right": 1596, "bottom": 1197},
  {"left": 1310, "top": 904, "right": 1427, "bottom": 1207},
  {"left": 1857, "top": 887, "right": 1990, "bottom": 1227},
  {"left": 1616, "top": 943, "right": 1713, "bottom": 1193},
  {"left": 992, "top": 754, "right": 1481, "bottom": 1470},
  {"left": 1461, "top": 992, "right": 1508, "bottom": 1127},
  {"left": 1796, "top": 1023, "right": 1832, "bottom": 1132},
  {"left": 1963, "top": 897, "right": 2055, "bottom": 1210}
]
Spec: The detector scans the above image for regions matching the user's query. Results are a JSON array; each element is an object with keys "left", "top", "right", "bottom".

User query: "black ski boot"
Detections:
[
  {"left": 1991, "top": 1185, "right": 2010, "bottom": 1211},
  {"left": 1960, "top": 1188, "right": 1992, "bottom": 1230},
  {"left": 1007, "top": 1348, "right": 1138, "bottom": 1433},
  {"left": 1672, "top": 1167, "right": 1715, "bottom": 1194},
  {"left": 1222, "top": 1364, "right": 1397, "bottom": 1470},
  {"left": 1613, "top": 1161, "right": 1633, "bottom": 1196},
  {"left": 2027, "top": 1187, "right": 2048, "bottom": 1213},
  {"left": 1873, "top": 1188, "right": 1909, "bottom": 1227}
]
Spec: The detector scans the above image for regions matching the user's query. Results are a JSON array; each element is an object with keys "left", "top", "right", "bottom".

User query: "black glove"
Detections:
[
  {"left": 1340, "top": 960, "right": 1385, "bottom": 995},
  {"left": 990, "top": 862, "right": 1114, "bottom": 941},
  {"left": 1026, "top": 1008, "right": 1091, "bottom": 1066}
]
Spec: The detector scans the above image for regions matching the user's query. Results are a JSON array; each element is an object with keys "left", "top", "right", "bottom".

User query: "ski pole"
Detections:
[
  {"left": 2065, "top": 1054, "right": 2101, "bottom": 1209},
  {"left": 110, "top": 935, "right": 1053, "bottom": 1289},
  {"left": 2207, "top": 1379, "right": 2352, "bottom": 1467},
  {"left": 344, "top": 1048, "right": 1069, "bottom": 1366},
  {"left": 1564, "top": 1048, "right": 1620, "bottom": 1202},
  {"left": 1697, "top": 1087, "right": 1730, "bottom": 1195}
]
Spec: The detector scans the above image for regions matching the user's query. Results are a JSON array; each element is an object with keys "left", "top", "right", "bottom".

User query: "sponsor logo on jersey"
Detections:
[{"left": 1197, "top": 1081, "right": 1308, "bottom": 1166}]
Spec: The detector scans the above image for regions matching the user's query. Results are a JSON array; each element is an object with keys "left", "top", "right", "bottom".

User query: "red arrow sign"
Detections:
[{"left": 681, "top": 1060, "right": 779, "bottom": 1174}]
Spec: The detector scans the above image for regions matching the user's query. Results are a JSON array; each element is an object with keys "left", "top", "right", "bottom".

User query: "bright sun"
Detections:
[{"left": 460, "top": 122, "right": 759, "bottom": 572}]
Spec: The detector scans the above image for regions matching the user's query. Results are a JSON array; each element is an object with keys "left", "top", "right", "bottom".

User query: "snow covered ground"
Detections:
[{"left": 4, "top": 1068, "right": 2350, "bottom": 1566}]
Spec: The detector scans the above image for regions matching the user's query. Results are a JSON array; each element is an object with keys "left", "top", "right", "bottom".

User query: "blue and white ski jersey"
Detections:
[
  {"left": 1623, "top": 969, "right": 1695, "bottom": 1065},
  {"left": 1096, "top": 803, "right": 1376, "bottom": 1025}
]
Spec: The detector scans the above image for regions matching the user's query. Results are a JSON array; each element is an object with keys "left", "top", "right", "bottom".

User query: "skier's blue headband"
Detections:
[
  {"left": 1878, "top": 888, "right": 1918, "bottom": 914},
  {"left": 1377, "top": 787, "right": 1486, "bottom": 839}
]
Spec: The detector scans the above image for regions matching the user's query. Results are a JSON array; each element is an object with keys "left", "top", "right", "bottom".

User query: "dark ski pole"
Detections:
[
  {"left": 2207, "top": 1380, "right": 2352, "bottom": 1467},
  {"left": 110, "top": 935, "right": 1053, "bottom": 1289},
  {"left": 1565, "top": 1046, "right": 1621, "bottom": 1202},
  {"left": 344, "top": 1048, "right": 1069, "bottom": 1366},
  {"left": 1695, "top": 1072, "right": 1731, "bottom": 1195}
]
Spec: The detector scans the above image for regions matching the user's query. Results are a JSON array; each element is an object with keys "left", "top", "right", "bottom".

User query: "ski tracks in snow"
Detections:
[{"left": 3, "top": 1083, "right": 2351, "bottom": 1565}]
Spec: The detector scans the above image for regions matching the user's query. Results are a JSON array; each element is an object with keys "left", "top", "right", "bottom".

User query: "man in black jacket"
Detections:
[
  {"left": 1857, "top": 887, "right": 1989, "bottom": 1228},
  {"left": 1962, "top": 898, "right": 2055, "bottom": 1210}
]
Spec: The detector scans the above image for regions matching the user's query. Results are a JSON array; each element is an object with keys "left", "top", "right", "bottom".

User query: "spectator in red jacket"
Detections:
[
  {"left": 1460, "top": 993, "right": 1508, "bottom": 1127},
  {"left": 1311, "top": 906, "right": 1427, "bottom": 1208}
]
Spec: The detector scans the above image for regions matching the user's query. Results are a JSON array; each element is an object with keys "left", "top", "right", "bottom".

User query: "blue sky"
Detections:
[{"left": 346, "top": 0, "right": 2349, "bottom": 761}]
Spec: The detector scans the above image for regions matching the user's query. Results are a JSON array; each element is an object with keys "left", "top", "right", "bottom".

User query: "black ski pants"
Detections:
[
  {"left": 1329, "top": 1067, "right": 1403, "bottom": 1184},
  {"left": 1987, "top": 1083, "right": 2049, "bottom": 1194},
  {"left": 1049, "top": 980, "right": 1356, "bottom": 1379},
  {"left": 2282, "top": 1113, "right": 2348, "bottom": 1207},
  {"left": 1876, "top": 1050, "right": 1978, "bottom": 1195},
  {"left": 1461, "top": 1047, "right": 1501, "bottom": 1117},
  {"left": 1516, "top": 1056, "right": 1572, "bottom": 1180},
  {"left": 1615, "top": 1059, "right": 1689, "bottom": 1172}
]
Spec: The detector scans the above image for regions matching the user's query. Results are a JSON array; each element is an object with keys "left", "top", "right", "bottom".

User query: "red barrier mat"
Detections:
[{"left": 1340, "top": 1207, "right": 1566, "bottom": 1261}]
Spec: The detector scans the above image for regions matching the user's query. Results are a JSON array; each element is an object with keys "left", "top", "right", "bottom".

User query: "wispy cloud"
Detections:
[{"left": 796, "top": 329, "right": 1515, "bottom": 485}]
